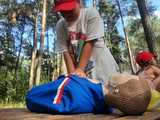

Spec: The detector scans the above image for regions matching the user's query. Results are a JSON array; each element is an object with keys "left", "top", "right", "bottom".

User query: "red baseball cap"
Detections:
[
  {"left": 54, "top": 0, "right": 78, "bottom": 12},
  {"left": 135, "top": 51, "right": 154, "bottom": 67}
]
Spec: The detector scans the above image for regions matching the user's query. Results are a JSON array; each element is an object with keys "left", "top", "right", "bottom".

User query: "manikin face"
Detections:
[
  {"left": 104, "top": 74, "right": 151, "bottom": 115},
  {"left": 60, "top": 3, "right": 80, "bottom": 22},
  {"left": 104, "top": 74, "right": 139, "bottom": 102}
]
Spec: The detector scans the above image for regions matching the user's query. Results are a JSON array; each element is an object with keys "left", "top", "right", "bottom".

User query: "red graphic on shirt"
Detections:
[{"left": 68, "top": 31, "right": 87, "bottom": 43}]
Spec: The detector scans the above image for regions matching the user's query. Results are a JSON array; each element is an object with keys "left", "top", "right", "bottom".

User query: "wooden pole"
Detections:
[{"left": 115, "top": 0, "right": 136, "bottom": 74}]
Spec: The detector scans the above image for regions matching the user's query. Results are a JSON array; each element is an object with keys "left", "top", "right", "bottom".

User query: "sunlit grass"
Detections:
[{"left": 0, "top": 102, "right": 25, "bottom": 109}]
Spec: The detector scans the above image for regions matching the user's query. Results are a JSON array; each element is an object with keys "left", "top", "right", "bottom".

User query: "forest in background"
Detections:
[{"left": 0, "top": 0, "right": 160, "bottom": 107}]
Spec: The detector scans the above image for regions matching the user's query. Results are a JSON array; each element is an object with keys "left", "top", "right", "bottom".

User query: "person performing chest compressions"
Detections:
[{"left": 53, "top": 0, "right": 119, "bottom": 83}]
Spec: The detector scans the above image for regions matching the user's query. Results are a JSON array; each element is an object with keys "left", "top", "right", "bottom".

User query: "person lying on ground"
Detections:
[{"left": 26, "top": 73, "right": 160, "bottom": 115}]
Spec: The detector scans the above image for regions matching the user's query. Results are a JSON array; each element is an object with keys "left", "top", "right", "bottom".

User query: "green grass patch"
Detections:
[{"left": 0, "top": 102, "right": 25, "bottom": 109}]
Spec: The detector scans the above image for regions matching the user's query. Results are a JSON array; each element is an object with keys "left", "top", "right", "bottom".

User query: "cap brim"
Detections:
[{"left": 54, "top": 1, "right": 77, "bottom": 12}]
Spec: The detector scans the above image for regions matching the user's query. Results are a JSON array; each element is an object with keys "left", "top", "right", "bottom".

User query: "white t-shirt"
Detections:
[{"left": 55, "top": 7, "right": 119, "bottom": 82}]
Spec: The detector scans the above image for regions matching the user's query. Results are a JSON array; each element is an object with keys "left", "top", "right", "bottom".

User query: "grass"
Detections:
[{"left": 0, "top": 102, "right": 25, "bottom": 109}]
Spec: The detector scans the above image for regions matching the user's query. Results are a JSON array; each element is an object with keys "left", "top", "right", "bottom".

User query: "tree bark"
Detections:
[
  {"left": 29, "top": 15, "right": 38, "bottom": 89},
  {"left": 136, "top": 0, "right": 156, "bottom": 55},
  {"left": 35, "top": 0, "right": 47, "bottom": 85},
  {"left": 59, "top": 54, "right": 63, "bottom": 76},
  {"left": 14, "top": 25, "right": 24, "bottom": 81}
]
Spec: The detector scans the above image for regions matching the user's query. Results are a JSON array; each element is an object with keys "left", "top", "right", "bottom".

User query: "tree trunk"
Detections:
[
  {"left": 46, "top": 30, "right": 51, "bottom": 81},
  {"left": 93, "top": 0, "right": 97, "bottom": 7},
  {"left": 14, "top": 26, "right": 24, "bottom": 80},
  {"left": 35, "top": 0, "right": 47, "bottom": 85},
  {"left": 59, "top": 54, "right": 63, "bottom": 76},
  {"left": 52, "top": 35, "right": 56, "bottom": 80},
  {"left": 136, "top": 0, "right": 156, "bottom": 55},
  {"left": 29, "top": 15, "right": 38, "bottom": 89},
  {"left": 116, "top": 0, "right": 136, "bottom": 74}
]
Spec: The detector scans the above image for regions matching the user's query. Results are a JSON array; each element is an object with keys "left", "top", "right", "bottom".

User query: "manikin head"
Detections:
[
  {"left": 53, "top": 0, "right": 81, "bottom": 22},
  {"left": 105, "top": 73, "right": 151, "bottom": 115}
]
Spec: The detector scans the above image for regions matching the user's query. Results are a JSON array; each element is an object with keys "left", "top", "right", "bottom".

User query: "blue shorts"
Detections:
[{"left": 26, "top": 75, "right": 111, "bottom": 114}]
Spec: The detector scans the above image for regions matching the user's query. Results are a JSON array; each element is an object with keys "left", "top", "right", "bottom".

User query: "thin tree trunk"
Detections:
[
  {"left": 29, "top": 15, "right": 38, "bottom": 89},
  {"left": 93, "top": 0, "right": 97, "bottom": 7},
  {"left": 46, "top": 30, "right": 51, "bottom": 80},
  {"left": 5, "top": 67, "right": 8, "bottom": 79},
  {"left": 136, "top": 0, "right": 156, "bottom": 55},
  {"left": 116, "top": 0, "right": 136, "bottom": 74},
  {"left": 35, "top": 0, "right": 47, "bottom": 85},
  {"left": 52, "top": 32, "right": 56, "bottom": 80},
  {"left": 52, "top": 56, "right": 56, "bottom": 80},
  {"left": 55, "top": 54, "right": 58, "bottom": 79},
  {"left": 14, "top": 27, "right": 24, "bottom": 80},
  {"left": 59, "top": 54, "right": 63, "bottom": 76}
]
